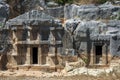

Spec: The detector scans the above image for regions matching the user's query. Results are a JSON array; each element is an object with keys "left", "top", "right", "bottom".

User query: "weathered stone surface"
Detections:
[
  {"left": 64, "top": 19, "right": 120, "bottom": 56},
  {"left": 0, "top": 0, "right": 120, "bottom": 71},
  {"left": 114, "top": 0, "right": 120, "bottom": 5},
  {"left": 0, "top": 1, "right": 9, "bottom": 18},
  {"left": 46, "top": 6, "right": 64, "bottom": 18},
  {"left": 64, "top": 61, "right": 73, "bottom": 72},
  {"left": 110, "top": 35, "right": 120, "bottom": 56},
  {"left": 65, "top": 19, "right": 81, "bottom": 34},
  {"left": 67, "top": 67, "right": 113, "bottom": 76},
  {"left": 1, "top": 0, "right": 46, "bottom": 18},
  {"left": 0, "top": 0, "right": 119, "bottom": 19},
  {"left": 46, "top": 1, "right": 59, "bottom": 7},
  {"left": 64, "top": 2, "right": 120, "bottom": 20},
  {"left": 1, "top": 0, "right": 64, "bottom": 19},
  {"left": 0, "top": 30, "right": 11, "bottom": 54},
  {"left": 5, "top": 10, "right": 62, "bottom": 27}
]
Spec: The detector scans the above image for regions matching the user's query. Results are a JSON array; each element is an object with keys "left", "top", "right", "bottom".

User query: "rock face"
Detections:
[
  {"left": 1, "top": 0, "right": 64, "bottom": 19},
  {"left": 67, "top": 67, "right": 113, "bottom": 76},
  {"left": 63, "top": 2, "right": 120, "bottom": 57},
  {"left": 2, "top": 0, "right": 46, "bottom": 18},
  {"left": 46, "top": 6, "right": 64, "bottom": 18},
  {"left": 0, "top": 0, "right": 119, "bottom": 19},
  {"left": 114, "top": 0, "right": 120, "bottom": 5},
  {"left": 64, "top": 19, "right": 120, "bottom": 56},
  {"left": 64, "top": 2, "right": 120, "bottom": 20},
  {"left": 0, "top": 2, "right": 10, "bottom": 55},
  {"left": 110, "top": 34, "right": 120, "bottom": 56},
  {"left": 0, "top": 1, "right": 9, "bottom": 19},
  {"left": 0, "top": 0, "right": 120, "bottom": 70}
]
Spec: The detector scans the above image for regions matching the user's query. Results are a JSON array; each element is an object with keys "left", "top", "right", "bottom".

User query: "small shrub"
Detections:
[
  {"left": 0, "top": 23, "right": 2, "bottom": 26},
  {"left": 118, "top": 12, "right": 120, "bottom": 20},
  {"left": 50, "top": 0, "right": 114, "bottom": 5},
  {"left": 95, "top": 0, "right": 109, "bottom": 4},
  {"left": 74, "top": 0, "right": 114, "bottom": 4},
  {"left": 53, "top": 0, "right": 74, "bottom": 5},
  {"left": 83, "top": 58, "right": 88, "bottom": 64}
]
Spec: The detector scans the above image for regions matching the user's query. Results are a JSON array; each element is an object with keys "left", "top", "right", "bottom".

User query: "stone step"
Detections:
[
  {"left": 110, "top": 63, "right": 120, "bottom": 67},
  {"left": 88, "top": 65, "right": 109, "bottom": 69}
]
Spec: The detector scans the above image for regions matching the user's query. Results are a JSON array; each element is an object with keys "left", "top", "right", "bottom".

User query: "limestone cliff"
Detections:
[
  {"left": 0, "top": 0, "right": 120, "bottom": 56},
  {"left": 1, "top": 0, "right": 45, "bottom": 18}
]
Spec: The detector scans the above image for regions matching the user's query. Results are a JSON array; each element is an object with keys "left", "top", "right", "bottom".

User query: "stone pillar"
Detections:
[
  {"left": 27, "top": 29, "right": 30, "bottom": 42},
  {"left": 49, "top": 31, "right": 56, "bottom": 55},
  {"left": 36, "top": 33, "right": 41, "bottom": 44},
  {"left": 102, "top": 44, "right": 106, "bottom": 64},
  {"left": 105, "top": 44, "right": 108, "bottom": 65},
  {"left": 12, "top": 30, "right": 18, "bottom": 56},
  {"left": 101, "top": 43, "right": 109, "bottom": 65},
  {"left": 49, "top": 31, "right": 55, "bottom": 45},
  {"left": 25, "top": 45, "right": 31, "bottom": 65},
  {"left": 90, "top": 43, "right": 95, "bottom": 65},
  {"left": 38, "top": 45, "right": 42, "bottom": 65},
  {"left": 37, "top": 33, "right": 40, "bottom": 40},
  {"left": 10, "top": 56, "right": 18, "bottom": 66},
  {"left": 49, "top": 46, "right": 56, "bottom": 55}
]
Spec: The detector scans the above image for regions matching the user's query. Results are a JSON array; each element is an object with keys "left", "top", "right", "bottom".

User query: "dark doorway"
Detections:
[
  {"left": 32, "top": 47, "right": 38, "bottom": 64},
  {"left": 95, "top": 46, "right": 102, "bottom": 64}
]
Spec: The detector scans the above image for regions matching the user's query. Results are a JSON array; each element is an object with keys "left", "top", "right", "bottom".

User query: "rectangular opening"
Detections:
[
  {"left": 32, "top": 47, "right": 38, "bottom": 64},
  {"left": 95, "top": 45, "right": 102, "bottom": 64}
]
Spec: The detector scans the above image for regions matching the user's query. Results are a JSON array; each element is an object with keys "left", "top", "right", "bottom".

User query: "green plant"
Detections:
[
  {"left": 74, "top": 0, "right": 114, "bottom": 4},
  {"left": 96, "top": 0, "right": 108, "bottom": 4},
  {"left": 0, "top": 23, "right": 2, "bottom": 26},
  {"left": 118, "top": 12, "right": 120, "bottom": 20},
  {"left": 83, "top": 58, "right": 88, "bottom": 64},
  {"left": 54, "top": 0, "right": 74, "bottom": 5}
]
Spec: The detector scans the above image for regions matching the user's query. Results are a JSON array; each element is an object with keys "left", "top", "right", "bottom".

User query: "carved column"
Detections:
[
  {"left": 38, "top": 33, "right": 42, "bottom": 64},
  {"left": 37, "top": 33, "right": 40, "bottom": 40},
  {"left": 49, "top": 46, "right": 56, "bottom": 55},
  {"left": 27, "top": 29, "right": 30, "bottom": 42},
  {"left": 36, "top": 33, "right": 41, "bottom": 44},
  {"left": 38, "top": 45, "right": 42, "bottom": 65},
  {"left": 46, "top": 31, "right": 56, "bottom": 66},
  {"left": 90, "top": 43, "right": 95, "bottom": 65},
  {"left": 49, "top": 31, "right": 56, "bottom": 55},
  {"left": 105, "top": 44, "right": 108, "bottom": 64},
  {"left": 25, "top": 45, "right": 31, "bottom": 65},
  {"left": 102, "top": 43, "right": 108, "bottom": 65},
  {"left": 12, "top": 30, "right": 18, "bottom": 56},
  {"left": 25, "top": 24, "right": 31, "bottom": 42}
]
